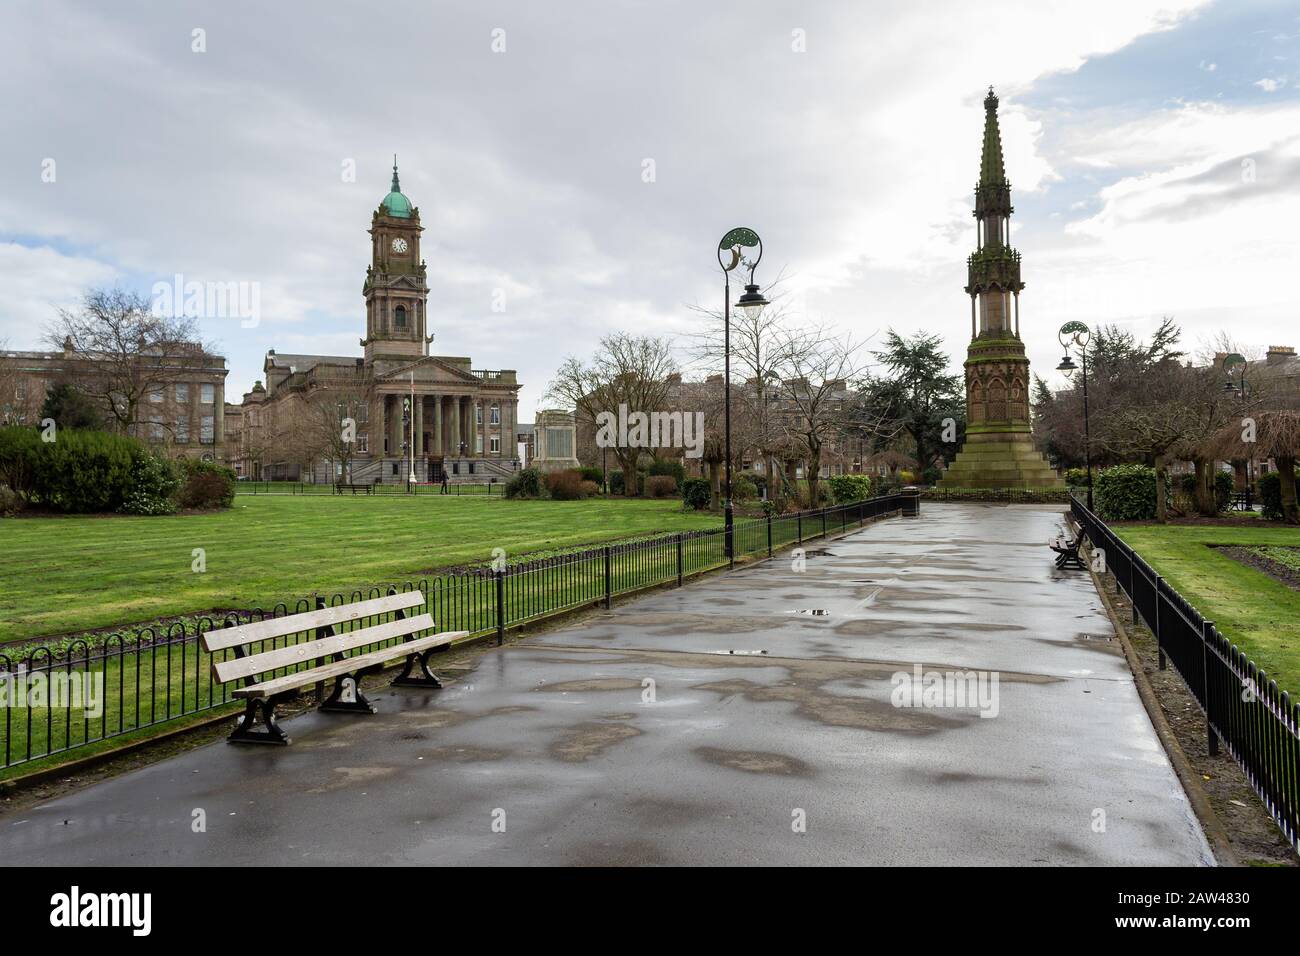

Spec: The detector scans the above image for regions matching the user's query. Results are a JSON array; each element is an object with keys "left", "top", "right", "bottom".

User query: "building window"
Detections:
[
  {"left": 475, "top": 404, "right": 483, "bottom": 425},
  {"left": 356, "top": 402, "right": 367, "bottom": 423},
  {"left": 490, "top": 436, "right": 500, "bottom": 454},
  {"left": 148, "top": 418, "right": 164, "bottom": 440},
  {"left": 200, "top": 415, "right": 214, "bottom": 444},
  {"left": 200, "top": 383, "right": 215, "bottom": 404},
  {"left": 175, "top": 383, "right": 189, "bottom": 403},
  {"left": 248, "top": 409, "right": 258, "bottom": 427},
  {"left": 148, "top": 387, "right": 163, "bottom": 404},
  {"left": 475, "top": 434, "right": 483, "bottom": 454},
  {"left": 395, "top": 305, "right": 407, "bottom": 328},
  {"left": 357, "top": 434, "right": 368, "bottom": 453},
  {"left": 490, "top": 404, "right": 500, "bottom": 425},
  {"left": 176, "top": 418, "right": 190, "bottom": 443}
]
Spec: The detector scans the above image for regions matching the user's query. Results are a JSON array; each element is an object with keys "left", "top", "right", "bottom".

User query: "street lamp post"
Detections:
[
  {"left": 1057, "top": 321, "right": 1093, "bottom": 511},
  {"left": 401, "top": 396, "right": 413, "bottom": 492},
  {"left": 1223, "top": 352, "right": 1252, "bottom": 509},
  {"left": 718, "top": 227, "right": 769, "bottom": 560}
]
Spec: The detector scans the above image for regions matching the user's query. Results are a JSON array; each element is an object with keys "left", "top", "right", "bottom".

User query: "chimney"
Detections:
[
  {"left": 1214, "top": 351, "right": 1228, "bottom": 368},
  {"left": 1266, "top": 345, "right": 1295, "bottom": 366}
]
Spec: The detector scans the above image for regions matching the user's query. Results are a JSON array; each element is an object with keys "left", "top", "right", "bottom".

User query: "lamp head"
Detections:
[{"left": 736, "top": 283, "right": 769, "bottom": 319}]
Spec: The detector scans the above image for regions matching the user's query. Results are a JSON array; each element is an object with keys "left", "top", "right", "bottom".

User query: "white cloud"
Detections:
[
  {"left": 0, "top": 0, "right": 1220, "bottom": 412},
  {"left": 1254, "top": 77, "right": 1285, "bottom": 92}
]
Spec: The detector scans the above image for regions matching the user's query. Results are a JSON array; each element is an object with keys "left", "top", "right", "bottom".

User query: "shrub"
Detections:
[
  {"left": 32, "top": 429, "right": 139, "bottom": 513},
  {"left": 1259, "top": 469, "right": 1299, "bottom": 521},
  {"left": 0, "top": 426, "right": 41, "bottom": 502},
  {"left": 647, "top": 459, "right": 685, "bottom": 490},
  {"left": 827, "top": 474, "right": 872, "bottom": 503},
  {"left": 1064, "top": 467, "right": 1090, "bottom": 488},
  {"left": 1214, "top": 471, "right": 1234, "bottom": 511},
  {"left": 645, "top": 475, "right": 677, "bottom": 498},
  {"left": 577, "top": 466, "right": 604, "bottom": 484},
  {"left": 176, "top": 458, "right": 236, "bottom": 510},
  {"left": 121, "top": 455, "right": 181, "bottom": 515},
  {"left": 1094, "top": 464, "right": 1170, "bottom": 521},
  {"left": 682, "top": 477, "right": 711, "bottom": 511},
  {"left": 609, "top": 470, "right": 626, "bottom": 496},
  {"left": 579, "top": 480, "right": 600, "bottom": 498},
  {"left": 0, "top": 483, "right": 19, "bottom": 516},
  {"left": 732, "top": 476, "right": 758, "bottom": 501},
  {"left": 921, "top": 466, "right": 943, "bottom": 486},
  {"left": 546, "top": 469, "right": 587, "bottom": 500},
  {"left": 505, "top": 467, "right": 543, "bottom": 499}
]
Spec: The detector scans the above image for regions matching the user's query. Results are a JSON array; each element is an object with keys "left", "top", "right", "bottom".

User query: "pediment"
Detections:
[{"left": 374, "top": 355, "right": 480, "bottom": 385}]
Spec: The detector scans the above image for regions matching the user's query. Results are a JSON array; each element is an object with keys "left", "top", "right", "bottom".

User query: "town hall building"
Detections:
[{"left": 228, "top": 162, "right": 523, "bottom": 483}]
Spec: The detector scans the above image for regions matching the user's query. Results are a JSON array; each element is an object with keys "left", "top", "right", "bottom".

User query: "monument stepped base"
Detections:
[{"left": 938, "top": 430, "right": 1063, "bottom": 489}]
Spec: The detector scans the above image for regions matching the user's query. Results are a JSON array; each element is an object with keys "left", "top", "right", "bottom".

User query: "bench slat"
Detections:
[
  {"left": 212, "top": 612, "right": 435, "bottom": 685},
  {"left": 202, "top": 591, "right": 425, "bottom": 652},
  {"left": 231, "top": 630, "right": 468, "bottom": 698}
]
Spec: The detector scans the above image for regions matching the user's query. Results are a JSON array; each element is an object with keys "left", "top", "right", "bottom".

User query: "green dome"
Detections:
[
  {"left": 380, "top": 157, "right": 413, "bottom": 218},
  {"left": 381, "top": 190, "right": 412, "bottom": 218}
]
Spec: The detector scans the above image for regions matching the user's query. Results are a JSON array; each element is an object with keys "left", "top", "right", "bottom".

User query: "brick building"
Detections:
[{"left": 225, "top": 162, "right": 523, "bottom": 483}]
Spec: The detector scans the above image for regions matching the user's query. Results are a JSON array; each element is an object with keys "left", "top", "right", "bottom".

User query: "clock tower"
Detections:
[{"left": 362, "top": 158, "right": 430, "bottom": 361}]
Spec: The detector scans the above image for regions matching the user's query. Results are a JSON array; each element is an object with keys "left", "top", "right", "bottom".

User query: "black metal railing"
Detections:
[
  {"left": 1070, "top": 493, "right": 1300, "bottom": 852},
  {"left": 0, "top": 493, "right": 913, "bottom": 772},
  {"left": 236, "top": 480, "right": 505, "bottom": 496}
]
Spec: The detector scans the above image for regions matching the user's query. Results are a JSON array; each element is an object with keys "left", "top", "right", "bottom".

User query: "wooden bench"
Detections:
[
  {"left": 334, "top": 482, "right": 374, "bottom": 495},
  {"left": 1048, "top": 531, "right": 1086, "bottom": 571},
  {"left": 202, "top": 591, "right": 467, "bottom": 745}
]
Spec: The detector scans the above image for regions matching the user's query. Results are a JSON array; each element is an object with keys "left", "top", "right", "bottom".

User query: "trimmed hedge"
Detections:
[
  {"left": 682, "top": 477, "right": 711, "bottom": 511},
  {"left": 827, "top": 473, "right": 872, "bottom": 504},
  {"left": 645, "top": 475, "right": 677, "bottom": 498},
  {"left": 505, "top": 466, "right": 543, "bottom": 499},
  {"left": 1094, "top": 464, "right": 1170, "bottom": 521},
  {"left": 0, "top": 425, "right": 235, "bottom": 515},
  {"left": 176, "top": 458, "right": 236, "bottom": 510}
]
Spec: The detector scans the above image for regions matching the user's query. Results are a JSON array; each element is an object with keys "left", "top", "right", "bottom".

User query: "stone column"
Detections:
[
  {"left": 449, "top": 395, "right": 461, "bottom": 456},
  {"left": 413, "top": 395, "right": 424, "bottom": 456},
  {"left": 462, "top": 395, "right": 473, "bottom": 455},
  {"left": 432, "top": 394, "right": 442, "bottom": 455}
]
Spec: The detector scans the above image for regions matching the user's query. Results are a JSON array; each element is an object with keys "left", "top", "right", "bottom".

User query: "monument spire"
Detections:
[
  {"left": 979, "top": 87, "right": 1006, "bottom": 188},
  {"left": 938, "top": 88, "right": 1062, "bottom": 492}
]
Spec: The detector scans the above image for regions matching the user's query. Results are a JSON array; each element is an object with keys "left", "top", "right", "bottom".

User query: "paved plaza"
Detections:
[{"left": 1, "top": 503, "right": 1211, "bottom": 866}]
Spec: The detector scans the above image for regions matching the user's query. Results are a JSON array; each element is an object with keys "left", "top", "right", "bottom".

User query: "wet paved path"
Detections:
[{"left": 2, "top": 503, "right": 1211, "bottom": 865}]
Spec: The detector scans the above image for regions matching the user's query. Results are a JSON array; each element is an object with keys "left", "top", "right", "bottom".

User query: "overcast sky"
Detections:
[{"left": 2, "top": 0, "right": 1298, "bottom": 418}]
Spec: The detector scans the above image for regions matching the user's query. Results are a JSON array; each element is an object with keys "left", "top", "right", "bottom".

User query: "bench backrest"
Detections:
[{"left": 204, "top": 591, "right": 429, "bottom": 685}]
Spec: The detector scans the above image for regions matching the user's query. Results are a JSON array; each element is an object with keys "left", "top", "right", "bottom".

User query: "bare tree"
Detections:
[
  {"left": 298, "top": 387, "right": 372, "bottom": 483},
  {"left": 0, "top": 341, "right": 35, "bottom": 426},
  {"left": 770, "top": 324, "right": 870, "bottom": 507},
  {"left": 686, "top": 272, "right": 794, "bottom": 483},
  {"left": 1208, "top": 410, "right": 1300, "bottom": 523},
  {"left": 546, "top": 332, "right": 676, "bottom": 496},
  {"left": 45, "top": 288, "right": 211, "bottom": 439},
  {"left": 1093, "top": 358, "right": 1231, "bottom": 522}
]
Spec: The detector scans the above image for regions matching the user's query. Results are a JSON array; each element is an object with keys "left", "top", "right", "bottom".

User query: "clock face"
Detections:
[{"left": 391, "top": 237, "right": 408, "bottom": 254}]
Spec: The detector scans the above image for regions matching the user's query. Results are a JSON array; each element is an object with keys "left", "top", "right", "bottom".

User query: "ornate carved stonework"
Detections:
[{"left": 939, "top": 89, "right": 1062, "bottom": 490}]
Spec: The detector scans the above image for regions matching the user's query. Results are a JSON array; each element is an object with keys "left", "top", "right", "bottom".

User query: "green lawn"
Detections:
[
  {"left": 0, "top": 496, "right": 723, "bottom": 643},
  {"left": 1115, "top": 523, "right": 1300, "bottom": 696}
]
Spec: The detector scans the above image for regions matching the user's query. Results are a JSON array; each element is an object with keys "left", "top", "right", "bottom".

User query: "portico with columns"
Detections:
[{"left": 248, "top": 160, "right": 523, "bottom": 484}]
